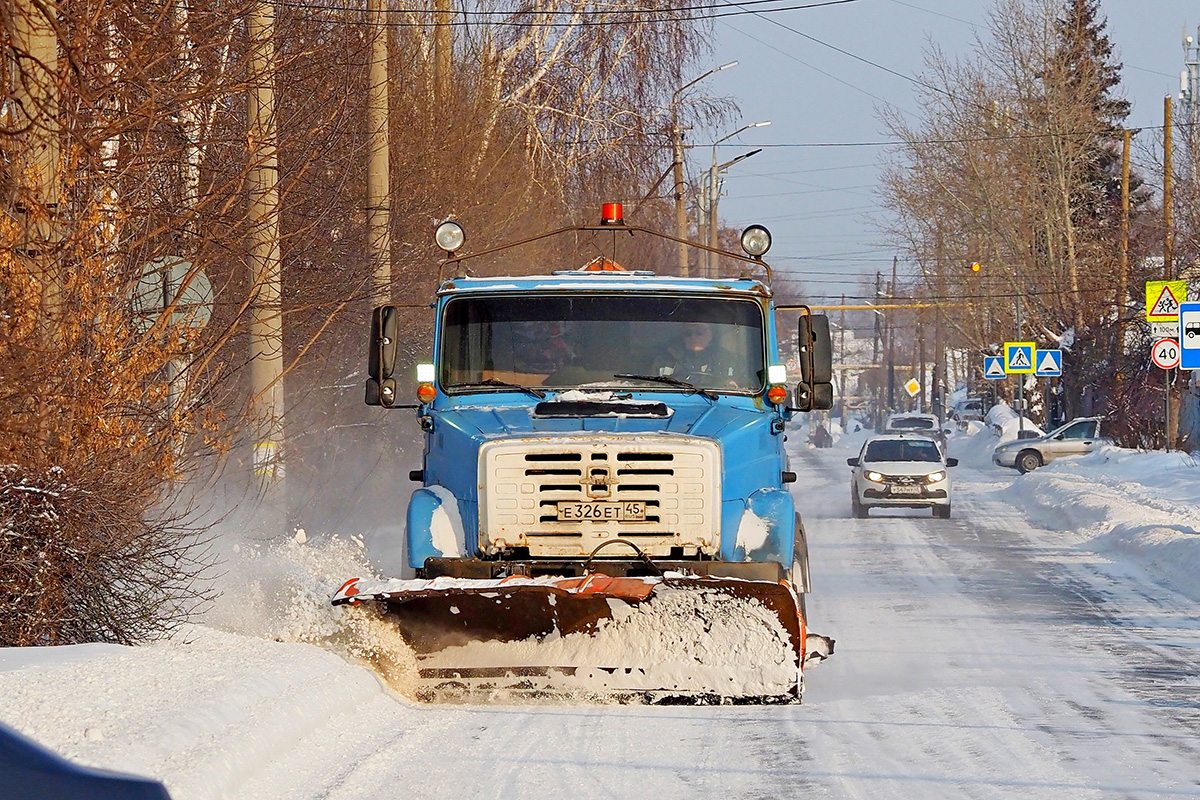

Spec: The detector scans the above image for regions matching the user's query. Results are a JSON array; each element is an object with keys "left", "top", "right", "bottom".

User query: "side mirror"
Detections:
[
  {"left": 365, "top": 305, "right": 399, "bottom": 407},
  {"left": 846, "top": 457, "right": 859, "bottom": 467},
  {"left": 946, "top": 457, "right": 959, "bottom": 467},
  {"left": 796, "top": 313, "right": 834, "bottom": 411}
]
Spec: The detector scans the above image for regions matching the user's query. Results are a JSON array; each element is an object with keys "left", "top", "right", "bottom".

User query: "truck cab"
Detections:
[{"left": 366, "top": 210, "right": 833, "bottom": 593}]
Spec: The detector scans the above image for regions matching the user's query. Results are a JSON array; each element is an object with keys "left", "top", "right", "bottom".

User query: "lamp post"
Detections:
[
  {"left": 707, "top": 121, "right": 770, "bottom": 276},
  {"left": 672, "top": 61, "right": 737, "bottom": 276}
]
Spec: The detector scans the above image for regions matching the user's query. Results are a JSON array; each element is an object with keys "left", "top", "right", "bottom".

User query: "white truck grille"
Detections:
[{"left": 479, "top": 436, "right": 721, "bottom": 558}]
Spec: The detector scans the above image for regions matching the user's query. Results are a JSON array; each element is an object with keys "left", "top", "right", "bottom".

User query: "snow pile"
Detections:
[
  {"left": 995, "top": 446, "right": 1200, "bottom": 601},
  {"left": 735, "top": 508, "right": 770, "bottom": 559},
  {"left": 0, "top": 626, "right": 387, "bottom": 800},
  {"left": 202, "top": 529, "right": 418, "bottom": 692},
  {"left": 946, "top": 419, "right": 1000, "bottom": 469},
  {"left": 419, "top": 586, "right": 798, "bottom": 699},
  {"left": 985, "top": 401, "right": 1044, "bottom": 443},
  {"left": 426, "top": 485, "right": 465, "bottom": 557}
]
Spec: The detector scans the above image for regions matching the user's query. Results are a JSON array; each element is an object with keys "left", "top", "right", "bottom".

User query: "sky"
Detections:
[{"left": 681, "top": 0, "right": 1198, "bottom": 303}]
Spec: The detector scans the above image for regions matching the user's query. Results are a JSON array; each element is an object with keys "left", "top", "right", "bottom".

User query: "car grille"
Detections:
[{"left": 479, "top": 436, "right": 720, "bottom": 558}]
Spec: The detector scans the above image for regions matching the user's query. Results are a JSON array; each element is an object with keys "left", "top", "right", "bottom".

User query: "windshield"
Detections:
[
  {"left": 864, "top": 439, "right": 942, "bottom": 463},
  {"left": 440, "top": 294, "right": 766, "bottom": 393},
  {"left": 888, "top": 417, "right": 935, "bottom": 430}
]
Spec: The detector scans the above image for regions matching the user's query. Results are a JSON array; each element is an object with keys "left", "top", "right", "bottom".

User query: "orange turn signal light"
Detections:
[
  {"left": 417, "top": 383, "right": 436, "bottom": 403},
  {"left": 767, "top": 385, "right": 788, "bottom": 405}
]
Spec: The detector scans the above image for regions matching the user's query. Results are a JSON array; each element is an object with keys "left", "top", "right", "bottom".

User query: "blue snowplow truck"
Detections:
[{"left": 334, "top": 204, "right": 834, "bottom": 703}]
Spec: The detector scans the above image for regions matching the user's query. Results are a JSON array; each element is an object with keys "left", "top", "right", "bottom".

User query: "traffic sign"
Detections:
[
  {"left": 1151, "top": 338, "right": 1181, "bottom": 369},
  {"left": 904, "top": 378, "right": 920, "bottom": 397},
  {"left": 984, "top": 355, "right": 1006, "bottom": 379},
  {"left": 1034, "top": 349, "right": 1062, "bottom": 377},
  {"left": 1181, "top": 302, "right": 1200, "bottom": 369},
  {"left": 1146, "top": 280, "right": 1186, "bottom": 323},
  {"left": 1004, "top": 342, "right": 1035, "bottom": 374}
]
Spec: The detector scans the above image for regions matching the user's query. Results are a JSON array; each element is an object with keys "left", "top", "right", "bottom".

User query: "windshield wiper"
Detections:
[
  {"left": 612, "top": 373, "right": 717, "bottom": 401},
  {"left": 467, "top": 378, "right": 546, "bottom": 399}
]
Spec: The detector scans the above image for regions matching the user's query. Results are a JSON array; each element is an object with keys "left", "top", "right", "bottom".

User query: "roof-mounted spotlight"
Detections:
[
  {"left": 740, "top": 225, "right": 772, "bottom": 259},
  {"left": 435, "top": 220, "right": 466, "bottom": 255}
]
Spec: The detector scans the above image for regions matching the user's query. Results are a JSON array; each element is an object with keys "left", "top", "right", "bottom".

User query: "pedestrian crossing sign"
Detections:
[
  {"left": 1004, "top": 342, "right": 1036, "bottom": 374},
  {"left": 1146, "top": 280, "right": 1186, "bottom": 323},
  {"left": 1034, "top": 348, "right": 1062, "bottom": 377},
  {"left": 984, "top": 355, "right": 1006, "bottom": 379}
]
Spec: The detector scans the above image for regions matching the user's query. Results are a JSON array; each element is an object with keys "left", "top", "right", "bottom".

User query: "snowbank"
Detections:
[{"left": 992, "top": 446, "right": 1200, "bottom": 601}]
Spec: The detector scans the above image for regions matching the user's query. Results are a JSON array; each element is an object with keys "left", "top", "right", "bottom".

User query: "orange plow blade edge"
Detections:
[{"left": 333, "top": 574, "right": 806, "bottom": 703}]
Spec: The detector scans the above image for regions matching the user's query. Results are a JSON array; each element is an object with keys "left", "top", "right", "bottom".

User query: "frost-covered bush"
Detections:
[{"left": 0, "top": 464, "right": 208, "bottom": 646}]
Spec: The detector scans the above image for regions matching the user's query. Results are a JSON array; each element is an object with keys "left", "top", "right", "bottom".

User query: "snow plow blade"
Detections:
[{"left": 332, "top": 574, "right": 806, "bottom": 703}]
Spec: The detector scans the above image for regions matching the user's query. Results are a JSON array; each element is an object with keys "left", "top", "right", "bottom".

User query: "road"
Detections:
[{"left": 232, "top": 442, "right": 1200, "bottom": 800}]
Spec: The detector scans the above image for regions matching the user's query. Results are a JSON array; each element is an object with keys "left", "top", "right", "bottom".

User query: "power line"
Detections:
[{"left": 258, "top": 0, "right": 861, "bottom": 27}]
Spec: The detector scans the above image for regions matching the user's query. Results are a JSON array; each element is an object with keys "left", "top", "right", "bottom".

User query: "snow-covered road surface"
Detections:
[{"left": 4, "top": 440, "right": 1200, "bottom": 798}]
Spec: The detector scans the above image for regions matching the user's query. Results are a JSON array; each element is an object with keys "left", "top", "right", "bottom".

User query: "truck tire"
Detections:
[
  {"left": 1016, "top": 450, "right": 1042, "bottom": 474},
  {"left": 788, "top": 514, "right": 812, "bottom": 595}
]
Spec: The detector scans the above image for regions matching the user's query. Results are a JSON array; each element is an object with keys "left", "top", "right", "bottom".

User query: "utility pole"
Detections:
[
  {"left": 434, "top": 0, "right": 452, "bottom": 110},
  {"left": 247, "top": 0, "right": 287, "bottom": 533},
  {"left": 887, "top": 255, "right": 897, "bottom": 413},
  {"left": 839, "top": 295, "right": 847, "bottom": 429},
  {"left": 670, "top": 62, "right": 737, "bottom": 276},
  {"left": 1119, "top": 129, "right": 1131, "bottom": 318},
  {"left": 672, "top": 109, "right": 688, "bottom": 275},
  {"left": 917, "top": 323, "right": 925, "bottom": 414},
  {"left": 1015, "top": 293, "right": 1024, "bottom": 436},
  {"left": 1164, "top": 95, "right": 1174, "bottom": 280},
  {"left": 872, "top": 271, "right": 882, "bottom": 428},
  {"left": 366, "top": 0, "right": 392, "bottom": 305},
  {"left": 12, "top": 0, "right": 60, "bottom": 264}
]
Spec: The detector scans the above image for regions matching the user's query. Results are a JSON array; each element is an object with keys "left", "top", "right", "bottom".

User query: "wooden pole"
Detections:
[
  {"left": 1119, "top": 129, "right": 1130, "bottom": 316},
  {"left": 367, "top": 0, "right": 392, "bottom": 305},
  {"left": 248, "top": 0, "right": 287, "bottom": 530},
  {"left": 1164, "top": 95, "right": 1173, "bottom": 279}
]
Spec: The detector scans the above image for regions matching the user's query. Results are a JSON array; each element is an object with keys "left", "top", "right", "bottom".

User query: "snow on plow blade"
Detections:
[{"left": 332, "top": 574, "right": 805, "bottom": 703}]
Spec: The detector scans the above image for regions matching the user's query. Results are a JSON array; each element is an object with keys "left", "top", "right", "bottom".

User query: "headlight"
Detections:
[
  {"left": 435, "top": 220, "right": 465, "bottom": 254},
  {"left": 926, "top": 471, "right": 946, "bottom": 483},
  {"left": 865, "top": 471, "right": 884, "bottom": 483},
  {"left": 740, "top": 225, "right": 772, "bottom": 257}
]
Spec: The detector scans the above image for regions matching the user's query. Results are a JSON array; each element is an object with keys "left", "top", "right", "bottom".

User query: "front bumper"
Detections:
[
  {"left": 421, "top": 556, "right": 785, "bottom": 582},
  {"left": 992, "top": 449, "right": 1018, "bottom": 468},
  {"left": 857, "top": 478, "right": 950, "bottom": 508}
]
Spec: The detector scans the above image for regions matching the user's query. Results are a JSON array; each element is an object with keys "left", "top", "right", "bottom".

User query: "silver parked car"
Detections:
[
  {"left": 848, "top": 435, "right": 958, "bottom": 518},
  {"left": 992, "top": 416, "right": 1108, "bottom": 473}
]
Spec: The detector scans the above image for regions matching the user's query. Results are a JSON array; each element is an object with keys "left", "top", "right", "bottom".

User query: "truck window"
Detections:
[{"left": 440, "top": 294, "right": 766, "bottom": 393}]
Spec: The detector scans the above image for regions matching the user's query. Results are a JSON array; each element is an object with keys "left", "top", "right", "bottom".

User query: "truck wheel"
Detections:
[
  {"left": 788, "top": 515, "right": 812, "bottom": 595},
  {"left": 1016, "top": 450, "right": 1042, "bottom": 474}
]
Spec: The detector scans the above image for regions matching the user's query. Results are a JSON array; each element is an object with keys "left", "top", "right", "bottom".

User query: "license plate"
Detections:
[
  {"left": 890, "top": 485, "right": 922, "bottom": 496},
  {"left": 557, "top": 501, "right": 647, "bottom": 521}
]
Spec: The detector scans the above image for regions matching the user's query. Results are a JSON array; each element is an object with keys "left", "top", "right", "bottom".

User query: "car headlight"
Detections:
[
  {"left": 865, "top": 471, "right": 884, "bottom": 483},
  {"left": 926, "top": 471, "right": 945, "bottom": 483}
]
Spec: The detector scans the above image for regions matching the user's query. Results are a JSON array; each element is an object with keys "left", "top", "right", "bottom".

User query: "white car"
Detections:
[{"left": 848, "top": 435, "right": 958, "bottom": 518}]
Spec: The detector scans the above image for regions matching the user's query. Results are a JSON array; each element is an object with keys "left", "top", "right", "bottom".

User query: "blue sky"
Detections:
[{"left": 683, "top": 0, "right": 1196, "bottom": 301}]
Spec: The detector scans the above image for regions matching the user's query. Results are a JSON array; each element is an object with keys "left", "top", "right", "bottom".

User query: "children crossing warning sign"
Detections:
[{"left": 1146, "top": 280, "right": 1186, "bottom": 323}]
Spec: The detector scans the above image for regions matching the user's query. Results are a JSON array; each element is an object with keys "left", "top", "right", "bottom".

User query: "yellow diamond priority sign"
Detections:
[
  {"left": 1146, "top": 280, "right": 1186, "bottom": 323},
  {"left": 904, "top": 378, "right": 920, "bottom": 397}
]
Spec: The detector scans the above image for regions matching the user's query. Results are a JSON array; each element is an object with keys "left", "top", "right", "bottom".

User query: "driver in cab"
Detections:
[{"left": 662, "top": 321, "right": 739, "bottom": 388}]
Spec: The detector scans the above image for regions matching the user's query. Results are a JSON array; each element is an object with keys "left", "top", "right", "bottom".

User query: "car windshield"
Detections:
[
  {"left": 864, "top": 439, "right": 942, "bottom": 463},
  {"left": 440, "top": 294, "right": 766, "bottom": 393},
  {"left": 889, "top": 417, "right": 935, "bottom": 430},
  {"left": 1053, "top": 419, "right": 1099, "bottom": 439}
]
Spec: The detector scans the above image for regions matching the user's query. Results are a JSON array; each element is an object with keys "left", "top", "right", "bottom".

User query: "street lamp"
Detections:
[
  {"left": 671, "top": 61, "right": 737, "bottom": 276},
  {"left": 707, "top": 120, "right": 770, "bottom": 276}
]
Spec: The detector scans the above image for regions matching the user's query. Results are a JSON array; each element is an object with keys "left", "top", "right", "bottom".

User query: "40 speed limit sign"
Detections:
[{"left": 1151, "top": 338, "right": 1181, "bottom": 369}]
